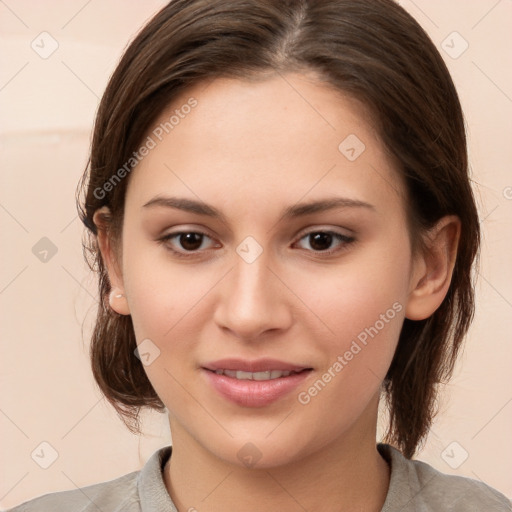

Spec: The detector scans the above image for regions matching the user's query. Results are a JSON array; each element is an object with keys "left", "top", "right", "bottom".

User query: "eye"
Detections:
[
  {"left": 159, "top": 230, "right": 219, "bottom": 256},
  {"left": 294, "top": 230, "right": 355, "bottom": 255}
]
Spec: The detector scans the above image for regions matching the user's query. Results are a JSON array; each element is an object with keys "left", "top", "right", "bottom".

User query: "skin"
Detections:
[{"left": 94, "top": 72, "right": 460, "bottom": 511}]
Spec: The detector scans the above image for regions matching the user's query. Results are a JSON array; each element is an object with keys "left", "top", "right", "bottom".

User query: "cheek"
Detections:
[
  {"left": 303, "top": 274, "right": 404, "bottom": 385},
  {"left": 296, "top": 248, "right": 411, "bottom": 344},
  {"left": 294, "top": 273, "right": 405, "bottom": 431},
  {"left": 122, "top": 258, "right": 206, "bottom": 416},
  {"left": 289, "top": 241, "right": 410, "bottom": 406},
  {"left": 121, "top": 234, "right": 198, "bottom": 338},
  {"left": 124, "top": 275, "right": 177, "bottom": 343}
]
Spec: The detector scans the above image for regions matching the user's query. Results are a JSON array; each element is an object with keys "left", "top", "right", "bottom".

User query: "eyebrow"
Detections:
[{"left": 142, "top": 195, "right": 375, "bottom": 223}]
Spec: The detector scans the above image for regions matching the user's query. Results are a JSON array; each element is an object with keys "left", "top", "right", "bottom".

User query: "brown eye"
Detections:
[
  {"left": 178, "top": 232, "right": 204, "bottom": 251},
  {"left": 295, "top": 230, "right": 355, "bottom": 255},
  {"left": 308, "top": 232, "right": 334, "bottom": 251},
  {"left": 160, "top": 230, "right": 217, "bottom": 257}
]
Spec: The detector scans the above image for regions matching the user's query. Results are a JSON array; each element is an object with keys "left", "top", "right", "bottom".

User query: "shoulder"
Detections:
[
  {"left": 5, "top": 446, "right": 174, "bottom": 512},
  {"left": 4, "top": 470, "right": 140, "bottom": 512},
  {"left": 378, "top": 443, "right": 512, "bottom": 511}
]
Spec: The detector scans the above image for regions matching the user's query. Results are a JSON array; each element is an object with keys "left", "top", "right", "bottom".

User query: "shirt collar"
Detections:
[
  {"left": 138, "top": 445, "right": 176, "bottom": 512},
  {"left": 137, "top": 443, "right": 412, "bottom": 511}
]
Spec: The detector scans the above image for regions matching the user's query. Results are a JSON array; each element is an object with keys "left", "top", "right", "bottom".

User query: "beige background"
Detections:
[{"left": 1, "top": 0, "right": 511, "bottom": 507}]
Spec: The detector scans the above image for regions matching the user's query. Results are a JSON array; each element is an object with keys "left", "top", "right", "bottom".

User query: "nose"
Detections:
[{"left": 213, "top": 249, "right": 293, "bottom": 342}]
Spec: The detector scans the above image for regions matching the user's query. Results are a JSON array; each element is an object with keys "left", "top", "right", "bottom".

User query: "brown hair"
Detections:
[{"left": 77, "top": 0, "right": 480, "bottom": 459}]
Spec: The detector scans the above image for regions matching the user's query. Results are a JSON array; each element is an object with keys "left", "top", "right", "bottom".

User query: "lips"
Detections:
[{"left": 201, "top": 358, "right": 313, "bottom": 407}]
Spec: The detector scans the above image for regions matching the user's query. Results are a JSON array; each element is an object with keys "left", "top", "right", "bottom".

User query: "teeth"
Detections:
[
  {"left": 253, "top": 370, "right": 271, "bottom": 381},
  {"left": 236, "top": 370, "right": 253, "bottom": 380},
  {"left": 214, "top": 369, "right": 293, "bottom": 380},
  {"left": 271, "top": 370, "right": 290, "bottom": 379}
]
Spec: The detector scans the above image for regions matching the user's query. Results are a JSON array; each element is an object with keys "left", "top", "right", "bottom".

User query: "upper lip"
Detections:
[{"left": 202, "top": 358, "right": 312, "bottom": 373}]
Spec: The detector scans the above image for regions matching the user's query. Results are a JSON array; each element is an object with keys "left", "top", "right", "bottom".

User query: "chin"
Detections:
[{"left": 197, "top": 427, "right": 321, "bottom": 471}]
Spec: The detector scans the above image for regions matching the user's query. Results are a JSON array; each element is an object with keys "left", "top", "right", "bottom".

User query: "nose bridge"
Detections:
[
  {"left": 233, "top": 249, "right": 269, "bottom": 301},
  {"left": 214, "top": 242, "right": 291, "bottom": 339},
  {"left": 231, "top": 234, "right": 274, "bottom": 299}
]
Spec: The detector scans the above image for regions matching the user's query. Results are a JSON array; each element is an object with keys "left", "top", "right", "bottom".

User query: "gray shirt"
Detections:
[{"left": 6, "top": 443, "right": 511, "bottom": 511}]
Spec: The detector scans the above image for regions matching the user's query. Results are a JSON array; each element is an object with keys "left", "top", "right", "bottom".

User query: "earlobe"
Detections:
[
  {"left": 93, "top": 207, "right": 131, "bottom": 316},
  {"left": 405, "top": 215, "right": 461, "bottom": 321},
  {"left": 108, "top": 288, "right": 130, "bottom": 316}
]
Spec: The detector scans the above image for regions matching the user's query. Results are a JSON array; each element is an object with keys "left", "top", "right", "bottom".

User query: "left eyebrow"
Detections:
[
  {"left": 281, "top": 197, "right": 376, "bottom": 219},
  {"left": 142, "top": 195, "right": 376, "bottom": 223}
]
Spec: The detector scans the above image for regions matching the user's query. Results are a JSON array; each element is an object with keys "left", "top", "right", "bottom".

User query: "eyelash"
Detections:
[{"left": 157, "top": 229, "right": 355, "bottom": 259}]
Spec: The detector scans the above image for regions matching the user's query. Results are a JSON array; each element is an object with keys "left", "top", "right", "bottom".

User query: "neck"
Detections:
[{"left": 164, "top": 397, "right": 390, "bottom": 512}]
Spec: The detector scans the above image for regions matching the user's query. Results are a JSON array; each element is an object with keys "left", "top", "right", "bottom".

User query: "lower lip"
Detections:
[{"left": 202, "top": 369, "right": 311, "bottom": 408}]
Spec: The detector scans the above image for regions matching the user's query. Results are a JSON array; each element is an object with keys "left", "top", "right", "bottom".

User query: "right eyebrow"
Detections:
[{"left": 142, "top": 196, "right": 229, "bottom": 224}]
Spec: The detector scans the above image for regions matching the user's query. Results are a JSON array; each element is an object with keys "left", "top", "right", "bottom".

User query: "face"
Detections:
[{"left": 109, "top": 72, "right": 420, "bottom": 468}]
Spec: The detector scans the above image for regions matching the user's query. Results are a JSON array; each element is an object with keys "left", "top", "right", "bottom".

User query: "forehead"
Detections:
[{"left": 126, "top": 73, "right": 406, "bottom": 223}]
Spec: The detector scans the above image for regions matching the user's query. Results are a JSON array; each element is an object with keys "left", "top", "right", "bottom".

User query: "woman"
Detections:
[{"left": 8, "top": 0, "right": 511, "bottom": 510}]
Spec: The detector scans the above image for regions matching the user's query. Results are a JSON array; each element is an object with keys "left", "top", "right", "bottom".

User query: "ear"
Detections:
[
  {"left": 93, "top": 206, "right": 130, "bottom": 316},
  {"left": 405, "top": 215, "right": 461, "bottom": 321}
]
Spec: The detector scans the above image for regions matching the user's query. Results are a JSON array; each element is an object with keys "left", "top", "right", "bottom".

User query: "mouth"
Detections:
[
  {"left": 201, "top": 358, "right": 313, "bottom": 407},
  {"left": 202, "top": 357, "right": 312, "bottom": 375}
]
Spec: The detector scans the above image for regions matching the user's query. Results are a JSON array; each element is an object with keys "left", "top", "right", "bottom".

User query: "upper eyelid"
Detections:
[{"left": 294, "top": 225, "right": 353, "bottom": 238}]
